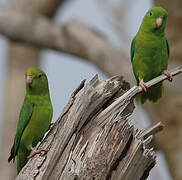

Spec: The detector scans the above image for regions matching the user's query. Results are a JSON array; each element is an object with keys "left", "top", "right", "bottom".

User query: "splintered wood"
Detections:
[{"left": 16, "top": 74, "right": 165, "bottom": 180}]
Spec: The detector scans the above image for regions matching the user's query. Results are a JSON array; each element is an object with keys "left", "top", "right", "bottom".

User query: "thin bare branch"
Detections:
[
  {"left": 97, "top": 67, "right": 182, "bottom": 126},
  {"left": 144, "top": 67, "right": 182, "bottom": 90}
]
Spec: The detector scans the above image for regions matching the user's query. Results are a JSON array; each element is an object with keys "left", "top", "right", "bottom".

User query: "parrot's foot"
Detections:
[
  {"left": 27, "top": 148, "right": 47, "bottom": 159},
  {"left": 139, "top": 80, "right": 147, "bottom": 92},
  {"left": 162, "top": 70, "right": 173, "bottom": 82}
]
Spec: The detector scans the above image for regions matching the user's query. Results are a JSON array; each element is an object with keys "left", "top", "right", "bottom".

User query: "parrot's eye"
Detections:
[
  {"left": 38, "top": 74, "right": 42, "bottom": 78},
  {"left": 149, "top": 11, "right": 153, "bottom": 16}
]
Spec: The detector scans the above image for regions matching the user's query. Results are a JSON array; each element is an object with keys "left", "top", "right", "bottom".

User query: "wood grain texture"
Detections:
[{"left": 15, "top": 70, "right": 180, "bottom": 180}]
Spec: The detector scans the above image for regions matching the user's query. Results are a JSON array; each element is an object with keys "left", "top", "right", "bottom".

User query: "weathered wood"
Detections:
[
  {"left": 15, "top": 68, "right": 182, "bottom": 180},
  {"left": 0, "top": 1, "right": 180, "bottom": 178}
]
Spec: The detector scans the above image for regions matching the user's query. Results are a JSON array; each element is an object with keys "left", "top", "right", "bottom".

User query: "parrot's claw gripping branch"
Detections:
[
  {"left": 139, "top": 69, "right": 174, "bottom": 92},
  {"left": 162, "top": 70, "right": 173, "bottom": 82},
  {"left": 139, "top": 79, "right": 147, "bottom": 92},
  {"left": 141, "top": 67, "right": 182, "bottom": 92},
  {"left": 27, "top": 148, "right": 47, "bottom": 159},
  {"left": 97, "top": 67, "right": 182, "bottom": 125}
]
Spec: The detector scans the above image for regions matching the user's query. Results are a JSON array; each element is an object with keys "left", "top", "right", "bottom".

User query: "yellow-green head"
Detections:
[
  {"left": 25, "top": 68, "right": 49, "bottom": 95},
  {"left": 139, "top": 7, "right": 168, "bottom": 35}
]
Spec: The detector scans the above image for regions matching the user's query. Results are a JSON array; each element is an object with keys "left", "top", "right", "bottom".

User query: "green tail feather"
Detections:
[
  {"left": 136, "top": 82, "right": 164, "bottom": 104},
  {"left": 17, "top": 147, "right": 31, "bottom": 174}
]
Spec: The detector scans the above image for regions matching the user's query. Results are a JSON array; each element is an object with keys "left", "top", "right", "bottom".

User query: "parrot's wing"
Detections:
[
  {"left": 166, "top": 38, "right": 170, "bottom": 57},
  {"left": 8, "top": 98, "right": 34, "bottom": 162},
  {"left": 130, "top": 37, "right": 136, "bottom": 62}
]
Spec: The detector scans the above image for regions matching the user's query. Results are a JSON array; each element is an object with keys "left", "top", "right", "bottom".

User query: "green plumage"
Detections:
[
  {"left": 130, "top": 7, "right": 169, "bottom": 104},
  {"left": 8, "top": 68, "right": 53, "bottom": 174}
]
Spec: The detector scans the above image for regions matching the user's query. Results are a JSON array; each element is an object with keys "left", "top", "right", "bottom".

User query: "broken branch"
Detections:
[{"left": 14, "top": 67, "right": 182, "bottom": 179}]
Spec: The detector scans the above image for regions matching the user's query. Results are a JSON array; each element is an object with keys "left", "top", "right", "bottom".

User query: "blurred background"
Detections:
[{"left": 0, "top": 0, "right": 181, "bottom": 179}]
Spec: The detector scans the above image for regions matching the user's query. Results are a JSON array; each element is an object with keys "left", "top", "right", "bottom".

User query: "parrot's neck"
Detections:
[
  {"left": 138, "top": 28, "right": 165, "bottom": 40},
  {"left": 26, "top": 84, "right": 50, "bottom": 96},
  {"left": 26, "top": 93, "right": 51, "bottom": 105}
]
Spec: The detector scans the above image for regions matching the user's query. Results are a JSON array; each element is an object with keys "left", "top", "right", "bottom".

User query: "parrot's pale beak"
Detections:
[
  {"left": 156, "top": 17, "right": 163, "bottom": 29},
  {"left": 26, "top": 75, "right": 33, "bottom": 87}
]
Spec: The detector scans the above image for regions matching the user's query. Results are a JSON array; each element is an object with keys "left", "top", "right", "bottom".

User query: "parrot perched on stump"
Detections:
[
  {"left": 8, "top": 68, "right": 53, "bottom": 174},
  {"left": 130, "top": 7, "right": 172, "bottom": 104}
]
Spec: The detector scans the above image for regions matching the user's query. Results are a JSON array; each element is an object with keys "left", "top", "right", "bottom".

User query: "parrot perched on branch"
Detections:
[
  {"left": 8, "top": 68, "right": 53, "bottom": 174},
  {"left": 130, "top": 7, "right": 172, "bottom": 104}
]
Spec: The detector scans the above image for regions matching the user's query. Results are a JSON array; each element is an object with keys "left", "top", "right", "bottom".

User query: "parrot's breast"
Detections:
[
  {"left": 133, "top": 34, "right": 168, "bottom": 82},
  {"left": 20, "top": 101, "right": 53, "bottom": 149}
]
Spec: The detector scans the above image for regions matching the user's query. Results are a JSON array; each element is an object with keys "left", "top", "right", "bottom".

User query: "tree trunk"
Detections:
[{"left": 15, "top": 75, "right": 164, "bottom": 180}]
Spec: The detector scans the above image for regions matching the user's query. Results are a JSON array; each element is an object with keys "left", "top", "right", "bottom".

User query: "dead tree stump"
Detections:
[{"left": 15, "top": 70, "right": 179, "bottom": 180}]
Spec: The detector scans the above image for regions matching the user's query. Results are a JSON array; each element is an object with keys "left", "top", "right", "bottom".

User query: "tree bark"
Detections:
[{"left": 14, "top": 74, "right": 165, "bottom": 180}]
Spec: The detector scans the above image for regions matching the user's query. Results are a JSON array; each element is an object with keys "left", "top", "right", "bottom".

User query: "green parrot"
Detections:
[
  {"left": 130, "top": 7, "right": 172, "bottom": 104},
  {"left": 8, "top": 68, "right": 53, "bottom": 174}
]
